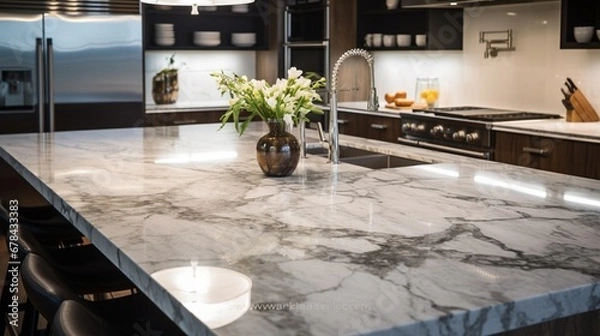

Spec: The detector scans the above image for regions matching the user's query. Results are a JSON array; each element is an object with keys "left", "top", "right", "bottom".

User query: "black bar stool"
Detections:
[
  {"left": 21, "top": 253, "right": 185, "bottom": 336},
  {"left": 51, "top": 300, "right": 119, "bottom": 336}
]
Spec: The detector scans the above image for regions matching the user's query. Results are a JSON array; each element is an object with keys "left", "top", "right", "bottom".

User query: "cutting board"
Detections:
[{"left": 384, "top": 103, "right": 428, "bottom": 111}]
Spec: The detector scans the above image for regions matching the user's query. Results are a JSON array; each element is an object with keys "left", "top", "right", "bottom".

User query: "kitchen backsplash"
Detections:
[
  {"left": 374, "top": 1, "right": 599, "bottom": 114},
  {"left": 144, "top": 50, "right": 256, "bottom": 106},
  {"left": 145, "top": 2, "right": 598, "bottom": 114}
]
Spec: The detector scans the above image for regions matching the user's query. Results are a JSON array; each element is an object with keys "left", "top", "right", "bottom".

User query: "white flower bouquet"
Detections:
[{"left": 211, "top": 67, "right": 326, "bottom": 135}]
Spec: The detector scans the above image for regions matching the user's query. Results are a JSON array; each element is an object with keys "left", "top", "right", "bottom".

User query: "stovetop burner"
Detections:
[{"left": 417, "top": 106, "right": 562, "bottom": 122}]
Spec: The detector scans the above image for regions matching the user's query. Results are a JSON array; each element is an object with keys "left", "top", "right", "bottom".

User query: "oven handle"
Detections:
[
  {"left": 283, "top": 41, "right": 328, "bottom": 47},
  {"left": 396, "top": 137, "right": 491, "bottom": 159}
]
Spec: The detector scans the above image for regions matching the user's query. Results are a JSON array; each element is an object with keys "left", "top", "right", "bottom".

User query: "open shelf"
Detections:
[
  {"left": 142, "top": 2, "right": 270, "bottom": 51},
  {"left": 356, "top": 0, "right": 463, "bottom": 51},
  {"left": 560, "top": 0, "right": 600, "bottom": 49}
]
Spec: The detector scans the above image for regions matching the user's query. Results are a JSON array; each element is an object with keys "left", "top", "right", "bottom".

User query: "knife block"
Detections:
[{"left": 566, "top": 89, "right": 599, "bottom": 122}]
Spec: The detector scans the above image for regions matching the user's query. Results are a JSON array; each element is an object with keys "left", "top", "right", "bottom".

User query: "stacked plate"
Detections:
[
  {"left": 155, "top": 23, "right": 175, "bottom": 46},
  {"left": 194, "top": 31, "right": 221, "bottom": 47},
  {"left": 231, "top": 32, "right": 256, "bottom": 47},
  {"left": 231, "top": 4, "right": 249, "bottom": 12}
]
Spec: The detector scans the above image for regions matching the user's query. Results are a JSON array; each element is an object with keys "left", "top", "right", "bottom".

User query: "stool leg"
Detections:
[
  {"left": 0, "top": 265, "right": 12, "bottom": 332},
  {"left": 20, "top": 298, "right": 38, "bottom": 336}
]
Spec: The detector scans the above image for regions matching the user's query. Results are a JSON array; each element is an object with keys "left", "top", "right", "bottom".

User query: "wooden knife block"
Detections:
[{"left": 566, "top": 89, "right": 599, "bottom": 122}]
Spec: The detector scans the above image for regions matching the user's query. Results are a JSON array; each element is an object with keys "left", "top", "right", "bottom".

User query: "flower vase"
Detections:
[{"left": 256, "top": 119, "right": 300, "bottom": 177}]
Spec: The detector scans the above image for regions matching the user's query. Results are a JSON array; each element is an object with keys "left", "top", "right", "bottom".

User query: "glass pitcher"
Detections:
[{"left": 415, "top": 78, "right": 439, "bottom": 108}]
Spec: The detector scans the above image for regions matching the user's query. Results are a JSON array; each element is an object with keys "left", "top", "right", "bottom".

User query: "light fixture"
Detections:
[
  {"left": 140, "top": 0, "right": 255, "bottom": 6},
  {"left": 140, "top": 0, "right": 254, "bottom": 14}
]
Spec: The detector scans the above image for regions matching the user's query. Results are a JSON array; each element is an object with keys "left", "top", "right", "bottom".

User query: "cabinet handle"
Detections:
[
  {"left": 370, "top": 123, "right": 388, "bottom": 130},
  {"left": 337, "top": 119, "right": 349, "bottom": 125},
  {"left": 173, "top": 119, "right": 198, "bottom": 125},
  {"left": 523, "top": 147, "right": 551, "bottom": 156}
]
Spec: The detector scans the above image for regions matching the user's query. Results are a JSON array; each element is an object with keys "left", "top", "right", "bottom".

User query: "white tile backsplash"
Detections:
[
  {"left": 145, "top": 50, "right": 256, "bottom": 105},
  {"left": 373, "top": 1, "right": 600, "bottom": 114}
]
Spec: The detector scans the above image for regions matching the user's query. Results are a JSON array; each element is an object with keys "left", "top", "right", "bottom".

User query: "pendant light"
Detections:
[
  {"left": 140, "top": 0, "right": 255, "bottom": 15},
  {"left": 140, "top": 0, "right": 255, "bottom": 6}
]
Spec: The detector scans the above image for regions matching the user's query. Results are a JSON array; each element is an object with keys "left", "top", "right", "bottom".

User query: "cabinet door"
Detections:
[
  {"left": 495, "top": 132, "right": 588, "bottom": 177},
  {"left": 337, "top": 111, "right": 366, "bottom": 137},
  {"left": 586, "top": 142, "right": 600, "bottom": 179},
  {"left": 365, "top": 115, "right": 401, "bottom": 142}
]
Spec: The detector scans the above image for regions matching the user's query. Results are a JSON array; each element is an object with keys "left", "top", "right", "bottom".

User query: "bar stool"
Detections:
[
  {"left": 51, "top": 300, "right": 118, "bottom": 336},
  {"left": 21, "top": 253, "right": 185, "bottom": 336}
]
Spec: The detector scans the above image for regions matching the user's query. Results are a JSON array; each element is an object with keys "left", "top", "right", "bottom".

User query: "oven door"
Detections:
[
  {"left": 286, "top": 2, "right": 328, "bottom": 42},
  {"left": 283, "top": 43, "right": 329, "bottom": 128}
]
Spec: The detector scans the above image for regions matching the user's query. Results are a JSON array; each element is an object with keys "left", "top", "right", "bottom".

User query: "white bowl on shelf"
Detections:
[
  {"left": 193, "top": 31, "right": 221, "bottom": 47},
  {"left": 231, "top": 32, "right": 256, "bottom": 47},
  {"left": 574, "top": 26, "right": 594, "bottom": 43},
  {"left": 597, "top": 30, "right": 600, "bottom": 42},
  {"left": 396, "top": 34, "right": 411, "bottom": 47},
  {"left": 415, "top": 34, "right": 426, "bottom": 47}
]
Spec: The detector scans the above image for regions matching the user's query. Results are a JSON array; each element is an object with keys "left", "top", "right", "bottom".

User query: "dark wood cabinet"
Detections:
[
  {"left": 356, "top": 0, "right": 463, "bottom": 51},
  {"left": 144, "top": 109, "right": 248, "bottom": 126},
  {"left": 337, "top": 111, "right": 401, "bottom": 143},
  {"left": 494, "top": 131, "right": 593, "bottom": 179},
  {"left": 585, "top": 142, "right": 600, "bottom": 179},
  {"left": 560, "top": 0, "right": 600, "bottom": 49},
  {"left": 337, "top": 111, "right": 366, "bottom": 138},
  {"left": 142, "top": 2, "right": 270, "bottom": 51}
]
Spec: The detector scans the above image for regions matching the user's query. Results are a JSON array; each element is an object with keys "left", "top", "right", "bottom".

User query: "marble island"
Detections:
[{"left": 1, "top": 123, "right": 599, "bottom": 336}]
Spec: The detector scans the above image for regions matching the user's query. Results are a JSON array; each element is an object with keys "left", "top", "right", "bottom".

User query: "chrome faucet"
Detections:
[{"left": 317, "top": 48, "right": 378, "bottom": 164}]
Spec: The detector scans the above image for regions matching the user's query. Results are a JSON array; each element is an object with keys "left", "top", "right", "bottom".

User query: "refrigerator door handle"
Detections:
[
  {"left": 36, "top": 38, "right": 45, "bottom": 133},
  {"left": 47, "top": 38, "right": 55, "bottom": 133}
]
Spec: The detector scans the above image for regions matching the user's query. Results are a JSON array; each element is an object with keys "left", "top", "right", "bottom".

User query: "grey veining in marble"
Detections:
[{"left": 1, "top": 123, "right": 599, "bottom": 336}]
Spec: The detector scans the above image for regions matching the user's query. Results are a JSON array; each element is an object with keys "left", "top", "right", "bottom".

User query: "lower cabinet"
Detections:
[
  {"left": 143, "top": 110, "right": 255, "bottom": 126},
  {"left": 337, "top": 111, "right": 401, "bottom": 143},
  {"left": 495, "top": 131, "right": 599, "bottom": 179}
]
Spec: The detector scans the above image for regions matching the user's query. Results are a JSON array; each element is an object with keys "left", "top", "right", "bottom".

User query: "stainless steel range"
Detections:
[{"left": 398, "top": 106, "right": 561, "bottom": 159}]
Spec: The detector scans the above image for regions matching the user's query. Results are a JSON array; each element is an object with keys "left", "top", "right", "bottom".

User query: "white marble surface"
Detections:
[
  {"left": 1, "top": 123, "right": 600, "bottom": 336},
  {"left": 493, "top": 119, "right": 600, "bottom": 143}
]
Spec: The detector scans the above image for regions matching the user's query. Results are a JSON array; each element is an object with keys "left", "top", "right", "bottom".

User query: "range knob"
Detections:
[
  {"left": 452, "top": 130, "right": 466, "bottom": 141},
  {"left": 415, "top": 124, "right": 426, "bottom": 133},
  {"left": 430, "top": 125, "right": 444, "bottom": 137},
  {"left": 466, "top": 132, "right": 480, "bottom": 144},
  {"left": 402, "top": 123, "right": 416, "bottom": 133}
]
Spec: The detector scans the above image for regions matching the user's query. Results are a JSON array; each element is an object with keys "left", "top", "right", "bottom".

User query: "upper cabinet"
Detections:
[
  {"left": 142, "top": 2, "right": 270, "bottom": 51},
  {"left": 356, "top": 0, "right": 464, "bottom": 51},
  {"left": 560, "top": 0, "right": 600, "bottom": 49}
]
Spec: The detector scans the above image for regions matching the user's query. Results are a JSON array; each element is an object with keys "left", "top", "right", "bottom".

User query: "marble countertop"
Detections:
[
  {"left": 493, "top": 119, "right": 600, "bottom": 143},
  {"left": 1, "top": 123, "right": 599, "bottom": 336}
]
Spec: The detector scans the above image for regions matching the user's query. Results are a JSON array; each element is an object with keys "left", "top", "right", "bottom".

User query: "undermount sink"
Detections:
[{"left": 306, "top": 145, "right": 430, "bottom": 169}]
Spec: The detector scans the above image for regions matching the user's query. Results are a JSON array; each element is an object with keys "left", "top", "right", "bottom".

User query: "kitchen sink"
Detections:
[{"left": 306, "top": 145, "right": 430, "bottom": 169}]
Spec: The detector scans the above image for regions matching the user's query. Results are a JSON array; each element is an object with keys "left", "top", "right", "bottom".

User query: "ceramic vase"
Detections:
[{"left": 256, "top": 119, "right": 300, "bottom": 177}]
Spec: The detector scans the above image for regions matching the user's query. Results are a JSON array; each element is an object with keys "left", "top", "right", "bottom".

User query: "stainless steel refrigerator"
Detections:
[{"left": 0, "top": 8, "right": 143, "bottom": 134}]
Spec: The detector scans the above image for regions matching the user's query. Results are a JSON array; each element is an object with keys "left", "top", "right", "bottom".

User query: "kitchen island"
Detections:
[{"left": 1, "top": 123, "right": 599, "bottom": 336}]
